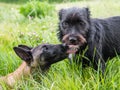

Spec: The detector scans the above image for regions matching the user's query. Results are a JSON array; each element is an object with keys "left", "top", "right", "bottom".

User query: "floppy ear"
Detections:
[
  {"left": 18, "top": 45, "right": 32, "bottom": 50},
  {"left": 59, "top": 9, "right": 65, "bottom": 20},
  {"left": 13, "top": 47, "right": 33, "bottom": 62}
]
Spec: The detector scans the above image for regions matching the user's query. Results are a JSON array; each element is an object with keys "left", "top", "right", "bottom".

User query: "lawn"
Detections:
[{"left": 0, "top": 0, "right": 120, "bottom": 90}]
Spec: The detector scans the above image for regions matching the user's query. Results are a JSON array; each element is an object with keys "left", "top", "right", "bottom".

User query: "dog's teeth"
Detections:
[
  {"left": 75, "top": 48, "right": 77, "bottom": 51},
  {"left": 68, "top": 46, "right": 79, "bottom": 53},
  {"left": 69, "top": 47, "right": 78, "bottom": 51}
]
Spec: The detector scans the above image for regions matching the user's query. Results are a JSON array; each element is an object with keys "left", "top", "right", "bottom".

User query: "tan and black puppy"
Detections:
[
  {"left": 0, "top": 44, "right": 68, "bottom": 89},
  {"left": 15, "top": 44, "right": 68, "bottom": 71}
]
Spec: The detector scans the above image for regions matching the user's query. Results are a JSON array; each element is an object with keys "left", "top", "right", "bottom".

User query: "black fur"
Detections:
[{"left": 57, "top": 7, "right": 120, "bottom": 73}]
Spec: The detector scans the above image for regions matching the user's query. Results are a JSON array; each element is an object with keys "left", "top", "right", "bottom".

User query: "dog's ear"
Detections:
[
  {"left": 84, "top": 7, "right": 90, "bottom": 21},
  {"left": 13, "top": 47, "right": 33, "bottom": 62},
  {"left": 59, "top": 9, "right": 65, "bottom": 20},
  {"left": 18, "top": 45, "right": 32, "bottom": 50}
]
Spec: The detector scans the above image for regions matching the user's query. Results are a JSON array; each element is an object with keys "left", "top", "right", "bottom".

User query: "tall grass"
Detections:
[{"left": 0, "top": 0, "right": 120, "bottom": 89}]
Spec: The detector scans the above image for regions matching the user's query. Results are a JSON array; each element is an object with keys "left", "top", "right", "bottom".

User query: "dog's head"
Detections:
[
  {"left": 13, "top": 44, "right": 68, "bottom": 71},
  {"left": 58, "top": 7, "right": 90, "bottom": 53}
]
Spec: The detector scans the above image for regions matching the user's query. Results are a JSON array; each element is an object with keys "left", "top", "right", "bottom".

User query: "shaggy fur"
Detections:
[{"left": 57, "top": 7, "right": 120, "bottom": 73}]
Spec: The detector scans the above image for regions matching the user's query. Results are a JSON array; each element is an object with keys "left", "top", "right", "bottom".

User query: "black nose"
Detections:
[{"left": 69, "top": 37, "right": 77, "bottom": 44}]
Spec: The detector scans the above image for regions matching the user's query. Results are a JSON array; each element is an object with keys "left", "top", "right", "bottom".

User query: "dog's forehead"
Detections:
[
  {"left": 31, "top": 44, "right": 53, "bottom": 53},
  {"left": 31, "top": 45, "right": 42, "bottom": 54},
  {"left": 67, "top": 8, "right": 84, "bottom": 15},
  {"left": 62, "top": 8, "right": 86, "bottom": 22}
]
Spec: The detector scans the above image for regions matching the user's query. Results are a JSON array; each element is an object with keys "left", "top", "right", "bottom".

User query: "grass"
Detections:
[{"left": 0, "top": 0, "right": 120, "bottom": 89}]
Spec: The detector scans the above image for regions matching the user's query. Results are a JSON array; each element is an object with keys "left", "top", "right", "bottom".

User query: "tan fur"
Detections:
[{"left": 0, "top": 61, "right": 31, "bottom": 89}]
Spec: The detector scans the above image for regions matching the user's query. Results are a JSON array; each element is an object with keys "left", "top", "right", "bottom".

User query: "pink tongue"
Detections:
[{"left": 67, "top": 49, "right": 77, "bottom": 54}]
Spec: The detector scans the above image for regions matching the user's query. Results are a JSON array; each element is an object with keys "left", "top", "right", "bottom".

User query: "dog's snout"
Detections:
[{"left": 69, "top": 37, "right": 77, "bottom": 44}]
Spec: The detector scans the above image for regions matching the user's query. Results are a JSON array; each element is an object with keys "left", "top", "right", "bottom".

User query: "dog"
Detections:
[
  {"left": 0, "top": 44, "right": 68, "bottom": 89},
  {"left": 57, "top": 7, "right": 120, "bottom": 74}
]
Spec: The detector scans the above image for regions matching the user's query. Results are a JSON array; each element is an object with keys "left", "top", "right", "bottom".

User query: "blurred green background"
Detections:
[{"left": 0, "top": 0, "right": 120, "bottom": 90}]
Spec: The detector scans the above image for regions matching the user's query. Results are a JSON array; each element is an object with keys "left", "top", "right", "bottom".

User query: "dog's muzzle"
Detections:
[{"left": 62, "top": 34, "right": 87, "bottom": 54}]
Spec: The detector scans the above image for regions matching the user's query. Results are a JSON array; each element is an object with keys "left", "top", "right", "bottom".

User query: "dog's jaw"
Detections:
[{"left": 67, "top": 45, "right": 79, "bottom": 54}]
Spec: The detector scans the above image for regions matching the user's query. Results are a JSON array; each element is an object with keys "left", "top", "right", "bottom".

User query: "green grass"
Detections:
[{"left": 0, "top": 0, "right": 120, "bottom": 89}]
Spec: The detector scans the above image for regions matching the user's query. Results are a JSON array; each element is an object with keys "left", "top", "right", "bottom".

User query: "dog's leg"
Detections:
[
  {"left": 87, "top": 42, "right": 106, "bottom": 75},
  {"left": 91, "top": 48, "right": 106, "bottom": 75},
  {"left": 94, "top": 54, "right": 105, "bottom": 75},
  {"left": 0, "top": 61, "right": 31, "bottom": 88}
]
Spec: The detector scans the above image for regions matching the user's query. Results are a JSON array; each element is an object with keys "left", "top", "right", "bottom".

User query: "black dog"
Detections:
[{"left": 57, "top": 7, "right": 120, "bottom": 73}]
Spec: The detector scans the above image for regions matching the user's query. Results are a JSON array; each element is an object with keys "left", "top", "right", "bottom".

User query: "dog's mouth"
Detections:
[
  {"left": 67, "top": 45, "right": 79, "bottom": 54},
  {"left": 39, "top": 44, "right": 68, "bottom": 65}
]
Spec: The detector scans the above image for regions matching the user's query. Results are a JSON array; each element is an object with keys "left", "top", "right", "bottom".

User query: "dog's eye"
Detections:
[
  {"left": 79, "top": 20, "right": 85, "bottom": 26},
  {"left": 62, "top": 22, "right": 69, "bottom": 28},
  {"left": 42, "top": 45, "right": 48, "bottom": 51}
]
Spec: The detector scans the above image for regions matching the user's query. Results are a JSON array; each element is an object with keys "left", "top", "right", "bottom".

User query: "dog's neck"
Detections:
[{"left": 0, "top": 61, "right": 32, "bottom": 88}]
